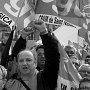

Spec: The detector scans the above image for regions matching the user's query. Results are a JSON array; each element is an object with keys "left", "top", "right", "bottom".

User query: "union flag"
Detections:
[{"left": 0, "top": 0, "right": 35, "bottom": 30}]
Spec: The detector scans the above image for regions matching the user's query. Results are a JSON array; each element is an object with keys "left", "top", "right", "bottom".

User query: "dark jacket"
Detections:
[
  {"left": 1, "top": 30, "right": 14, "bottom": 68},
  {"left": 3, "top": 33, "right": 60, "bottom": 90},
  {"left": 1, "top": 30, "right": 26, "bottom": 68}
]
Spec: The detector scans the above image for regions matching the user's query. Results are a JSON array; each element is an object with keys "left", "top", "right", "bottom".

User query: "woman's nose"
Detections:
[{"left": 23, "top": 61, "right": 27, "bottom": 65}]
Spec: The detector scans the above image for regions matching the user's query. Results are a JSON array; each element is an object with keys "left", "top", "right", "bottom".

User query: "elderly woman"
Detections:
[{"left": 2, "top": 20, "right": 60, "bottom": 90}]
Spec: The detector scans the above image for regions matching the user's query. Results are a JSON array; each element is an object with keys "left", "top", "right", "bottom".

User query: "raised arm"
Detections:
[
  {"left": 12, "top": 27, "right": 34, "bottom": 58},
  {"left": 1, "top": 30, "right": 14, "bottom": 68},
  {"left": 32, "top": 20, "right": 60, "bottom": 89},
  {"left": 11, "top": 36, "right": 26, "bottom": 58},
  {"left": 41, "top": 33, "right": 60, "bottom": 89}
]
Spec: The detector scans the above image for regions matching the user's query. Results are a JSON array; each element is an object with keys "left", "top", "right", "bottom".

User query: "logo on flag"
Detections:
[{"left": 0, "top": 0, "right": 35, "bottom": 29}]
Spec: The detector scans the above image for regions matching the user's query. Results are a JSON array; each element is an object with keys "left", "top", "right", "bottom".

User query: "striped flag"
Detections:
[{"left": 53, "top": 27, "right": 82, "bottom": 90}]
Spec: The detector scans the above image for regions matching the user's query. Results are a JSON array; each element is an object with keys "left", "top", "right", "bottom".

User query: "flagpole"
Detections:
[
  {"left": 12, "top": 0, "right": 25, "bottom": 41},
  {"left": 77, "top": 29, "right": 79, "bottom": 57},
  {"left": 14, "top": 0, "right": 25, "bottom": 28}
]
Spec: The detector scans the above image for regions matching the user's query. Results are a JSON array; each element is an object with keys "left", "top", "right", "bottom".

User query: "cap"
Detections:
[{"left": 78, "top": 64, "right": 90, "bottom": 72}]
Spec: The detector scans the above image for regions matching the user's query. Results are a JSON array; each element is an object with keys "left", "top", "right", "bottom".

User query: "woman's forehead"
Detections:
[{"left": 18, "top": 50, "right": 34, "bottom": 59}]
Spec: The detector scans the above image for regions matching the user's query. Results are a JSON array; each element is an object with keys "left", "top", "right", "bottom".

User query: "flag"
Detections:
[
  {"left": 56, "top": 0, "right": 90, "bottom": 18},
  {"left": 35, "top": 0, "right": 60, "bottom": 28},
  {"left": 53, "top": 25, "right": 78, "bottom": 46},
  {"left": 56, "top": 0, "right": 78, "bottom": 17},
  {"left": 35, "top": 0, "right": 80, "bottom": 30},
  {"left": 35, "top": 0, "right": 58, "bottom": 16},
  {"left": 0, "top": 0, "right": 35, "bottom": 30},
  {"left": 53, "top": 27, "right": 82, "bottom": 90},
  {"left": 55, "top": 0, "right": 90, "bottom": 31}
]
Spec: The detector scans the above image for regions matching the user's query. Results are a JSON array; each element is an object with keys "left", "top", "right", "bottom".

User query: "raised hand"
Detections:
[
  {"left": 21, "top": 27, "right": 34, "bottom": 39},
  {"left": 31, "top": 19, "right": 48, "bottom": 35}
]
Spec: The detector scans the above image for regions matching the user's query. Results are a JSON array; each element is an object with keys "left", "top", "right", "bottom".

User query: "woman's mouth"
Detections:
[{"left": 22, "top": 67, "right": 28, "bottom": 70}]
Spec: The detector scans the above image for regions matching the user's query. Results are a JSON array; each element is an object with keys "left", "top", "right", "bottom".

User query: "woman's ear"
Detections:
[{"left": 34, "top": 63, "right": 37, "bottom": 68}]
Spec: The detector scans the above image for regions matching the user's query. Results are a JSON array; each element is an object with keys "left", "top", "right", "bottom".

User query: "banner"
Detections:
[
  {"left": 56, "top": 0, "right": 90, "bottom": 18},
  {"left": 35, "top": 14, "right": 80, "bottom": 29},
  {"left": 35, "top": 0, "right": 90, "bottom": 18},
  {"left": 0, "top": 0, "right": 35, "bottom": 30},
  {"left": 53, "top": 28, "right": 82, "bottom": 90},
  {"left": 35, "top": 0, "right": 81, "bottom": 31}
]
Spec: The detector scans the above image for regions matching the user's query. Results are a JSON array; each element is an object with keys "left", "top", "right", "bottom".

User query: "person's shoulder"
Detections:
[
  {"left": 37, "top": 70, "right": 43, "bottom": 77},
  {"left": 0, "top": 65, "right": 7, "bottom": 70},
  {"left": 5, "top": 78, "right": 18, "bottom": 89},
  {"left": 0, "top": 65, "right": 7, "bottom": 75}
]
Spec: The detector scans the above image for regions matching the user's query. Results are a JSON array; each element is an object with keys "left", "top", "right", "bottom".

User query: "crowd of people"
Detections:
[{"left": 0, "top": 19, "right": 89, "bottom": 90}]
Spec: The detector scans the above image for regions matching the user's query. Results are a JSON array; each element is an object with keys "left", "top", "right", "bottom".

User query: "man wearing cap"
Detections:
[{"left": 78, "top": 64, "right": 90, "bottom": 78}]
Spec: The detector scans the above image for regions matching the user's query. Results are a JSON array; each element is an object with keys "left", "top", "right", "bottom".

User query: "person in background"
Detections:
[
  {"left": 0, "top": 43, "right": 5, "bottom": 61},
  {"left": 85, "top": 55, "right": 90, "bottom": 65},
  {"left": 29, "top": 40, "right": 44, "bottom": 71},
  {"left": 0, "top": 26, "right": 17, "bottom": 80},
  {"left": 35, "top": 44, "right": 45, "bottom": 71},
  {"left": 70, "top": 55, "right": 80, "bottom": 70},
  {"left": 64, "top": 45, "right": 80, "bottom": 69},
  {"left": 78, "top": 77, "right": 90, "bottom": 90},
  {"left": 3, "top": 20, "right": 60, "bottom": 90},
  {"left": 64, "top": 45, "right": 76, "bottom": 58},
  {"left": 78, "top": 64, "right": 90, "bottom": 78},
  {"left": 0, "top": 43, "right": 7, "bottom": 90}
]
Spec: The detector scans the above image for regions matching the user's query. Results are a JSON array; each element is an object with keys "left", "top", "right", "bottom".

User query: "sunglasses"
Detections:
[
  {"left": 73, "top": 62, "right": 79, "bottom": 66},
  {"left": 66, "top": 51, "right": 75, "bottom": 55}
]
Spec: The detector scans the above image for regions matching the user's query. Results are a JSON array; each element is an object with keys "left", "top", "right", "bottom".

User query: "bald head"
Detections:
[
  {"left": 17, "top": 50, "right": 36, "bottom": 75},
  {"left": 17, "top": 50, "right": 34, "bottom": 62}
]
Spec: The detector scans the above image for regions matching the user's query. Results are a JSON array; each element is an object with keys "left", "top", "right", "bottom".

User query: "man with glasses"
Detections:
[
  {"left": 64, "top": 45, "right": 76, "bottom": 58},
  {"left": 64, "top": 45, "right": 80, "bottom": 69}
]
